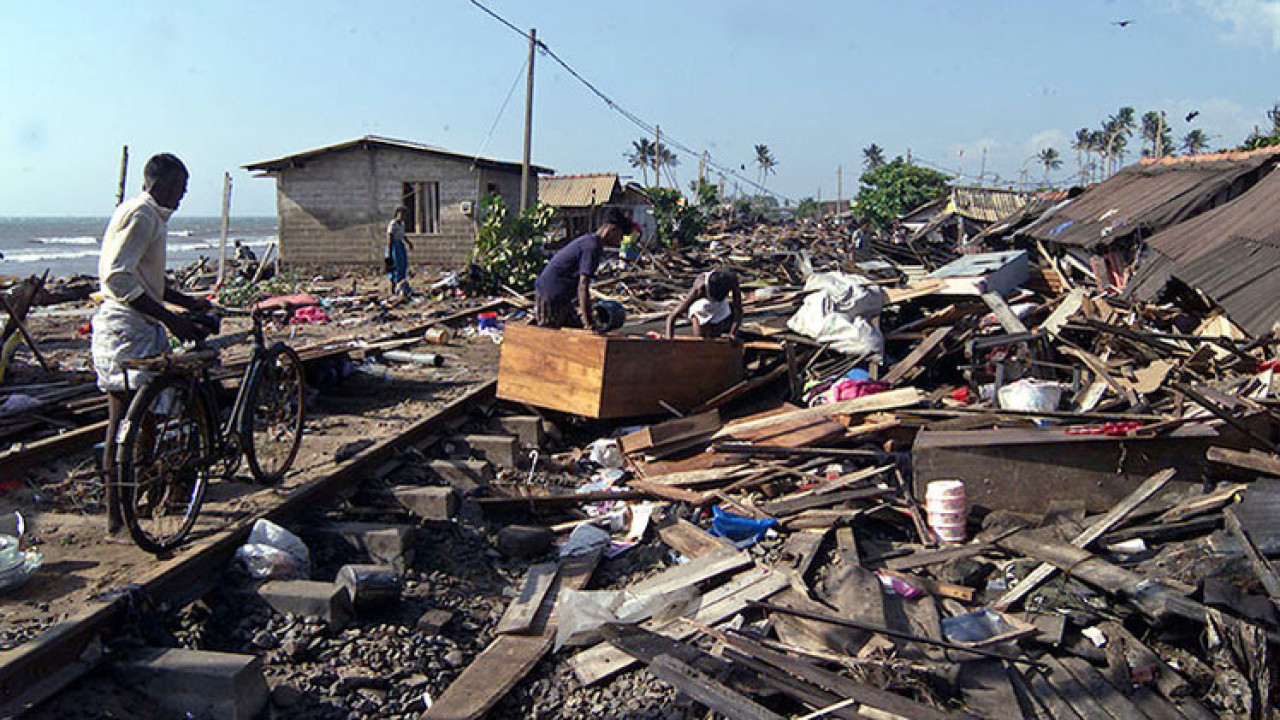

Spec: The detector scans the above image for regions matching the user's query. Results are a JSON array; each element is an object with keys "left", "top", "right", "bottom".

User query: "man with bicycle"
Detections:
[{"left": 92, "top": 153, "right": 213, "bottom": 535}]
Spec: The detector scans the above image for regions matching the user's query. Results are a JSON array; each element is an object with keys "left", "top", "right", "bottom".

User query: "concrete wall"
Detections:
[{"left": 272, "top": 145, "right": 528, "bottom": 269}]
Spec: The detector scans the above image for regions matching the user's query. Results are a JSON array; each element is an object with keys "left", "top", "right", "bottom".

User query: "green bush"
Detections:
[
  {"left": 649, "top": 187, "right": 705, "bottom": 248},
  {"left": 468, "top": 195, "right": 554, "bottom": 294}
]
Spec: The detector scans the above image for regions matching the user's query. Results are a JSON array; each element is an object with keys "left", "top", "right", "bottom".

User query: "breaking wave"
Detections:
[{"left": 32, "top": 236, "right": 97, "bottom": 245}]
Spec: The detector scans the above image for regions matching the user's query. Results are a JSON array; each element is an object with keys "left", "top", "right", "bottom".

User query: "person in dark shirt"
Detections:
[{"left": 534, "top": 207, "right": 635, "bottom": 330}]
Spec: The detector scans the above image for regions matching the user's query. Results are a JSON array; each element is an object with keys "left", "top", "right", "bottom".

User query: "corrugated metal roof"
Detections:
[
  {"left": 949, "top": 187, "right": 1033, "bottom": 223},
  {"left": 1128, "top": 165, "right": 1280, "bottom": 335},
  {"left": 1023, "top": 151, "right": 1278, "bottom": 250},
  {"left": 244, "top": 135, "right": 553, "bottom": 175},
  {"left": 537, "top": 173, "right": 620, "bottom": 208}
]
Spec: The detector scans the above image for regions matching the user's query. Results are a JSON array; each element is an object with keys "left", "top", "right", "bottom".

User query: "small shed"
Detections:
[
  {"left": 245, "top": 136, "right": 552, "bottom": 268},
  {"left": 537, "top": 173, "right": 653, "bottom": 241}
]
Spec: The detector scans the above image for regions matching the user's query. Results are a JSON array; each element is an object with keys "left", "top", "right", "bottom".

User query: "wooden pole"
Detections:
[
  {"left": 115, "top": 145, "right": 129, "bottom": 206},
  {"left": 216, "top": 172, "right": 232, "bottom": 286},
  {"left": 654, "top": 125, "right": 661, "bottom": 189},
  {"left": 836, "top": 165, "right": 842, "bottom": 218},
  {"left": 520, "top": 28, "right": 536, "bottom": 212}
]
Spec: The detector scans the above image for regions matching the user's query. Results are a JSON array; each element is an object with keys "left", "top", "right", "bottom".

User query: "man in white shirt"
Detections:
[{"left": 92, "top": 153, "right": 211, "bottom": 534}]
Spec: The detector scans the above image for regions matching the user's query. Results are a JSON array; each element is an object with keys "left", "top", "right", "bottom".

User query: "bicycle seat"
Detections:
[{"left": 121, "top": 348, "right": 221, "bottom": 372}]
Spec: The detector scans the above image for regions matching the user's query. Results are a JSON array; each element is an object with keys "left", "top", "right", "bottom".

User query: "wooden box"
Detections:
[{"left": 497, "top": 325, "right": 744, "bottom": 419}]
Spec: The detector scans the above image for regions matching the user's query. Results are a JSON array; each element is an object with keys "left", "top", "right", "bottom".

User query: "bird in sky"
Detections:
[
  {"left": 1112, "top": 19, "right": 1133, "bottom": 27},
  {"left": 1185, "top": 110, "right": 1200, "bottom": 122}
]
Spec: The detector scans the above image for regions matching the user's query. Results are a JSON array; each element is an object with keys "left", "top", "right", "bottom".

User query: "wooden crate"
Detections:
[{"left": 497, "top": 325, "right": 744, "bottom": 419}]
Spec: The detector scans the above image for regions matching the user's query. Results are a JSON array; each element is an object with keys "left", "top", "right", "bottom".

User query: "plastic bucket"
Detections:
[{"left": 925, "top": 479, "right": 968, "bottom": 543}]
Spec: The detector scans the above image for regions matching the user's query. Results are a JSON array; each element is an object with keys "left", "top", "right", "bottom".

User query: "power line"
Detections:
[
  {"left": 467, "top": 0, "right": 789, "bottom": 202},
  {"left": 471, "top": 54, "right": 529, "bottom": 169}
]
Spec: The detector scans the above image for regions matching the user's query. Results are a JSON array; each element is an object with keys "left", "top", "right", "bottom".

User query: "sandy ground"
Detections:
[{"left": 0, "top": 274, "right": 504, "bottom": 649}]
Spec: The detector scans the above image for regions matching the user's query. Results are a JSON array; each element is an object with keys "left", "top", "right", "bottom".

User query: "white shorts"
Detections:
[
  {"left": 689, "top": 298, "right": 732, "bottom": 326},
  {"left": 91, "top": 300, "right": 168, "bottom": 393}
]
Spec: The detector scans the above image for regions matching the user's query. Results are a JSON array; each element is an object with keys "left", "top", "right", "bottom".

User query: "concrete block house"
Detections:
[{"left": 245, "top": 136, "right": 552, "bottom": 269}]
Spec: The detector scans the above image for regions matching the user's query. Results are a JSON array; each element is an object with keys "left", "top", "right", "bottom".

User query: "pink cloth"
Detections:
[
  {"left": 822, "top": 379, "right": 889, "bottom": 404},
  {"left": 288, "top": 305, "right": 329, "bottom": 325}
]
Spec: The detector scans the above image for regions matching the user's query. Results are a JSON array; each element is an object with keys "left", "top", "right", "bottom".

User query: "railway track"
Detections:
[{"left": 0, "top": 380, "right": 497, "bottom": 717}]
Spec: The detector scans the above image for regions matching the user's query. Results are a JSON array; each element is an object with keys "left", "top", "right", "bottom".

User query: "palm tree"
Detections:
[
  {"left": 1071, "top": 128, "right": 1093, "bottom": 184},
  {"left": 626, "top": 139, "right": 655, "bottom": 186},
  {"left": 754, "top": 144, "right": 777, "bottom": 192},
  {"left": 1141, "top": 111, "right": 1173, "bottom": 157},
  {"left": 1181, "top": 129, "right": 1210, "bottom": 155},
  {"left": 1103, "top": 107, "right": 1137, "bottom": 173},
  {"left": 862, "top": 143, "right": 886, "bottom": 172},
  {"left": 654, "top": 142, "right": 679, "bottom": 187},
  {"left": 1037, "top": 147, "right": 1063, "bottom": 185}
]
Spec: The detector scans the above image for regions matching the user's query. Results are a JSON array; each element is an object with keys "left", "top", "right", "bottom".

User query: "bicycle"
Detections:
[{"left": 116, "top": 306, "right": 306, "bottom": 554}]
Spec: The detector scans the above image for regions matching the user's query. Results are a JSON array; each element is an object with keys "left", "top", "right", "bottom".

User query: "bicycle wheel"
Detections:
[
  {"left": 242, "top": 343, "right": 306, "bottom": 484},
  {"left": 118, "top": 374, "right": 213, "bottom": 554}
]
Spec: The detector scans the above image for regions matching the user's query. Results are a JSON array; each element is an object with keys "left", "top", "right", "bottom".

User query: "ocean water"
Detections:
[{"left": 0, "top": 216, "right": 277, "bottom": 279}]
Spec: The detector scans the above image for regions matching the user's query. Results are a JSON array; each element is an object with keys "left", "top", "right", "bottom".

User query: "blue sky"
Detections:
[{"left": 3, "top": 0, "right": 1278, "bottom": 217}]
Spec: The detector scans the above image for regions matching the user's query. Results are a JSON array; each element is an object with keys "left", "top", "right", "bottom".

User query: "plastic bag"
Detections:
[
  {"left": 588, "top": 439, "right": 625, "bottom": 469},
  {"left": 555, "top": 585, "right": 700, "bottom": 650},
  {"left": 559, "top": 523, "right": 611, "bottom": 559},
  {"left": 709, "top": 507, "right": 777, "bottom": 549},
  {"left": 996, "top": 379, "right": 1063, "bottom": 412},
  {"left": 234, "top": 519, "right": 311, "bottom": 580}
]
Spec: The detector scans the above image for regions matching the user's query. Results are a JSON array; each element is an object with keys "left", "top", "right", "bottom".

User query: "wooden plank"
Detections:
[
  {"left": 1022, "top": 669, "right": 1085, "bottom": 720},
  {"left": 657, "top": 518, "right": 733, "bottom": 559},
  {"left": 760, "top": 485, "right": 893, "bottom": 517},
  {"left": 713, "top": 387, "right": 925, "bottom": 439},
  {"left": 618, "top": 410, "right": 721, "bottom": 455},
  {"left": 957, "top": 660, "right": 1025, "bottom": 720},
  {"left": 1039, "top": 655, "right": 1113, "bottom": 720},
  {"left": 721, "top": 403, "right": 847, "bottom": 448},
  {"left": 569, "top": 566, "right": 788, "bottom": 685},
  {"left": 627, "top": 547, "right": 752, "bottom": 597},
  {"left": 883, "top": 326, "right": 952, "bottom": 386},
  {"left": 880, "top": 541, "right": 994, "bottom": 571},
  {"left": 494, "top": 562, "right": 559, "bottom": 635},
  {"left": 1053, "top": 655, "right": 1152, "bottom": 720},
  {"left": 1207, "top": 446, "right": 1280, "bottom": 476},
  {"left": 1223, "top": 507, "right": 1280, "bottom": 612},
  {"left": 981, "top": 291, "right": 1029, "bottom": 334},
  {"left": 627, "top": 478, "right": 708, "bottom": 505},
  {"left": 649, "top": 654, "right": 785, "bottom": 720},
  {"left": 719, "top": 631, "right": 975, "bottom": 720},
  {"left": 423, "top": 552, "right": 599, "bottom": 720},
  {"left": 993, "top": 468, "right": 1176, "bottom": 611}
]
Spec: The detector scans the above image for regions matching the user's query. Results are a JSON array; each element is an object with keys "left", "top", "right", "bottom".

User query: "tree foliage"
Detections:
[
  {"left": 852, "top": 158, "right": 951, "bottom": 230},
  {"left": 1240, "top": 104, "right": 1280, "bottom": 150},
  {"left": 648, "top": 187, "right": 705, "bottom": 247},
  {"left": 1181, "top": 129, "right": 1210, "bottom": 155},
  {"left": 862, "top": 143, "right": 886, "bottom": 172},
  {"left": 754, "top": 144, "right": 777, "bottom": 191},
  {"left": 468, "top": 195, "right": 554, "bottom": 294},
  {"left": 795, "top": 197, "right": 820, "bottom": 219}
]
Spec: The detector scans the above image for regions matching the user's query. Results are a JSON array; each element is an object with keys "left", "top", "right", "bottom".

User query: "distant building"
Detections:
[
  {"left": 537, "top": 173, "right": 653, "bottom": 241},
  {"left": 245, "top": 136, "right": 552, "bottom": 268}
]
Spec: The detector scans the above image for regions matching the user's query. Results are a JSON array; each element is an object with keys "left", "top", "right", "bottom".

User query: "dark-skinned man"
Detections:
[
  {"left": 533, "top": 207, "right": 636, "bottom": 331},
  {"left": 91, "top": 153, "right": 211, "bottom": 535}
]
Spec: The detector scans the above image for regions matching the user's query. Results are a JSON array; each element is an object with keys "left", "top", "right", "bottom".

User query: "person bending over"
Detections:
[
  {"left": 533, "top": 207, "right": 636, "bottom": 331},
  {"left": 665, "top": 268, "right": 742, "bottom": 340},
  {"left": 92, "top": 153, "right": 211, "bottom": 535}
]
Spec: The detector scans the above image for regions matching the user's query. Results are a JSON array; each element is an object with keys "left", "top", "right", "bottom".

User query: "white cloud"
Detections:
[
  {"left": 1192, "top": 0, "right": 1280, "bottom": 50},
  {"left": 1025, "top": 129, "right": 1067, "bottom": 154}
]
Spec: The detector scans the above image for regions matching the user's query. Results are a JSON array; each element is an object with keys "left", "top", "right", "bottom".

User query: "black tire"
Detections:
[
  {"left": 118, "top": 374, "right": 213, "bottom": 554},
  {"left": 242, "top": 344, "right": 305, "bottom": 484}
]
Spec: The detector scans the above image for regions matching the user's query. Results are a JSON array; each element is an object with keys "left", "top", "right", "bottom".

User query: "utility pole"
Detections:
[
  {"left": 698, "top": 151, "right": 707, "bottom": 188},
  {"left": 836, "top": 165, "right": 843, "bottom": 217},
  {"left": 216, "top": 172, "right": 232, "bottom": 286},
  {"left": 653, "top": 125, "right": 661, "bottom": 189},
  {"left": 520, "top": 28, "right": 537, "bottom": 212},
  {"left": 906, "top": 148, "right": 912, "bottom": 166},
  {"left": 979, "top": 148, "right": 988, "bottom": 187},
  {"left": 115, "top": 145, "right": 129, "bottom": 206}
]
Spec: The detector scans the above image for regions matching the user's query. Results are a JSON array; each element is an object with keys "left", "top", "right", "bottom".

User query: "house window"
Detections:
[{"left": 402, "top": 181, "right": 440, "bottom": 234}]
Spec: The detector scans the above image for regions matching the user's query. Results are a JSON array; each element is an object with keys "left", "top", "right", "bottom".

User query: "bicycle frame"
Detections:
[{"left": 121, "top": 309, "right": 274, "bottom": 464}]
